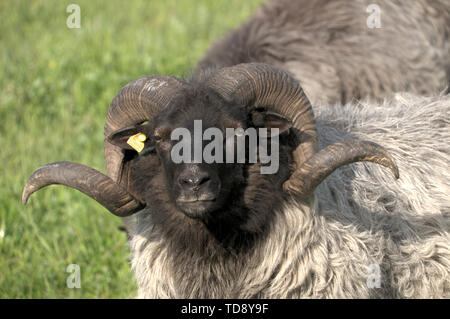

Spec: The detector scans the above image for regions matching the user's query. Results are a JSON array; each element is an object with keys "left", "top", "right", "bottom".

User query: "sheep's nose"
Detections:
[{"left": 178, "top": 171, "right": 211, "bottom": 192}]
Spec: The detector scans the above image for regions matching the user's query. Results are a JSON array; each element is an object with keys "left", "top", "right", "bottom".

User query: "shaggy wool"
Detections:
[{"left": 130, "top": 93, "right": 450, "bottom": 298}]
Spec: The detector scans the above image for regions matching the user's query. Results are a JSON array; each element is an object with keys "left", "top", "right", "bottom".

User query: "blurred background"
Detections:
[{"left": 0, "top": 0, "right": 264, "bottom": 298}]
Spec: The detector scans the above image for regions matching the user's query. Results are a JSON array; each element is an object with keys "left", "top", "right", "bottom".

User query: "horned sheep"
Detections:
[{"left": 22, "top": 0, "right": 450, "bottom": 298}]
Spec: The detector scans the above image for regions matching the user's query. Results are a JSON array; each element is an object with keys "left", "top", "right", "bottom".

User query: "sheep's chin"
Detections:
[{"left": 176, "top": 200, "right": 218, "bottom": 220}]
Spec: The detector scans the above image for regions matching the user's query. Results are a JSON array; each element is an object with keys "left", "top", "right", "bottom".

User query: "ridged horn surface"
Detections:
[
  {"left": 283, "top": 140, "right": 399, "bottom": 196},
  {"left": 22, "top": 162, "right": 144, "bottom": 217},
  {"left": 104, "top": 76, "right": 186, "bottom": 183},
  {"left": 206, "top": 62, "right": 318, "bottom": 189}
]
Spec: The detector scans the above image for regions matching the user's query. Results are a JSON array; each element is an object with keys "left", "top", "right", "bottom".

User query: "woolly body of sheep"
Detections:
[
  {"left": 130, "top": 93, "right": 450, "bottom": 298},
  {"left": 195, "top": 0, "right": 450, "bottom": 106}
]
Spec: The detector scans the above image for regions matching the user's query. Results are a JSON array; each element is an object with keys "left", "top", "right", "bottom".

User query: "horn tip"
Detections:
[
  {"left": 22, "top": 184, "right": 33, "bottom": 205},
  {"left": 22, "top": 190, "right": 30, "bottom": 205},
  {"left": 392, "top": 166, "right": 400, "bottom": 180}
]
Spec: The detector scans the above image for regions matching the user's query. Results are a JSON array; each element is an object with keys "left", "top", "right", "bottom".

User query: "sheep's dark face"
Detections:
[
  {"left": 147, "top": 88, "right": 248, "bottom": 219},
  {"left": 109, "top": 85, "right": 293, "bottom": 241}
]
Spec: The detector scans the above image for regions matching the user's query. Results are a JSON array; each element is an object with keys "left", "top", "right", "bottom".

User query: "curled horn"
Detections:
[
  {"left": 23, "top": 76, "right": 186, "bottom": 217},
  {"left": 285, "top": 140, "right": 399, "bottom": 196},
  {"left": 207, "top": 63, "right": 398, "bottom": 197},
  {"left": 22, "top": 162, "right": 143, "bottom": 217},
  {"left": 104, "top": 75, "right": 187, "bottom": 182},
  {"left": 207, "top": 63, "right": 318, "bottom": 167}
]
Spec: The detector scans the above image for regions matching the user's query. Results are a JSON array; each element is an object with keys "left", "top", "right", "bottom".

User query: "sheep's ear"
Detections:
[
  {"left": 251, "top": 111, "right": 292, "bottom": 137},
  {"left": 107, "top": 126, "right": 146, "bottom": 150}
]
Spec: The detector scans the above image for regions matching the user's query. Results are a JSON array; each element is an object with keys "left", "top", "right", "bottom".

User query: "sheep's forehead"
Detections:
[{"left": 156, "top": 97, "right": 245, "bottom": 130}]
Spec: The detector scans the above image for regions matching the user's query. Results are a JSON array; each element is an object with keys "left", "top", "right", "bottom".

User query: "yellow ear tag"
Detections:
[{"left": 127, "top": 133, "right": 147, "bottom": 152}]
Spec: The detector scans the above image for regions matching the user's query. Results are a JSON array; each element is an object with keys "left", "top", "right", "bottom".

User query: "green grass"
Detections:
[{"left": 0, "top": 0, "right": 264, "bottom": 298}]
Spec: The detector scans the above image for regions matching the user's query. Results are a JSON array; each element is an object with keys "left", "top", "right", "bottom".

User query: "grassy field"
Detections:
[{"left": 0, "top": 0, "right": 264, "bottom": 298}]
